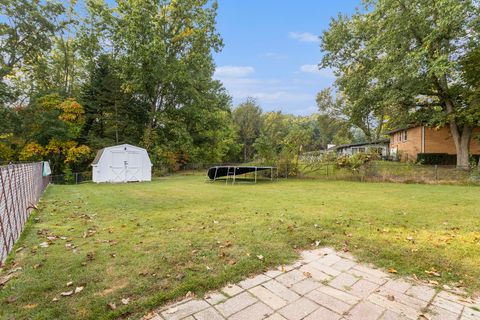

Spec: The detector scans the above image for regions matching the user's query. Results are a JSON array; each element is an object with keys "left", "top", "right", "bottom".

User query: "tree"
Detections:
[
  {"left": 254, "top": 112, "right": 315, "bottom": 176},
  {"left": 80, "top": 54, "right": 148, "bottom": 149},
  {"left": 321, "top": 0, "right": 480, "bottom": 167},
  {"left": 112, "top": 0, "right": 223, "bottom": 149},
  {"left": 316, "top": 114, "right": 352, "bottom": 148},
  {"left": 254, "top": 111, "right": 287, "bottom": 162},
  {"left": 0, "top": 0, "right": 66, "bottom": 103},
  {"left": 232, "top": 98, "right": 262, "bottom": 162}
]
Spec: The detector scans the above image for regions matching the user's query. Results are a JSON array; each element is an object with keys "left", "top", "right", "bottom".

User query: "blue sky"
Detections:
[{"left": 213, "top": 1, "right": 360, "bottom": 115}]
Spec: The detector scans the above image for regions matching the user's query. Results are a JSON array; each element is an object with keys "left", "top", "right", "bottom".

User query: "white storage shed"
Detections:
[{"left": 91, "top": 144, "right": 152, "bottom": 183}]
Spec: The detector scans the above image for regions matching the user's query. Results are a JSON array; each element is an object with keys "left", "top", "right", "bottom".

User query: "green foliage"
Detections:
[
  {"left": 417, "top": 153, "right": 457, "bottom": 166},
  {"left": 63, "top": 165, "right": 74, "bottom": 184},
  {"left": 0, "top": 0, "right": 239, "bottom": 174},
  {"left": 254, "top": 112, "right": 315, "bottom": 176},
  {"left": 335, "top": 151, "right": 380, "bottom": 173},
  {"left": 0, "top": 0, "right": 66, "bottom": 81},
  {"left": 232, "top": 98, "right": 262, "bottom": 162}
]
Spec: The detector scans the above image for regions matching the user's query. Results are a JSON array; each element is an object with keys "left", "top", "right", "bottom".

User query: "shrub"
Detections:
[
  {"left": 417, "top": 153, "right": 480, "bottom": 166},
  {"left": 416, "top": 153, "right": 456, "bottom": 165},
  {"left": 335, "top": 151, "right": 380, "bottom": 173}
]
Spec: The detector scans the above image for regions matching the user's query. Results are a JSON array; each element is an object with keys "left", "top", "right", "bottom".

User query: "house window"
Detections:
[
  {"left": 398, "top": 133, "right": 401, "bottom": 142},
  {"left": 403, "top": 130, "right": 408, "bottom": 142},
  {"left": 359, "top": 147, "right": 366, "bottom": 153}
]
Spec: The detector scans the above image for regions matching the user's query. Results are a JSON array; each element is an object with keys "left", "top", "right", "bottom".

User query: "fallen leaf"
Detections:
[
  {"left": 387, "top": 268, "right": 398, "bottom": 274},
  {"left": 39, "top": 242, "right": 49, "bottom": 248},
  {"left": 67, "top": 281, "right": 73, "bottom": 287},
  {"left": 5, "top": 296, "right": 17, "bottom": 304},
  {"left": 52, "top": 297, "right": 59, "bottom": 302},
  {"left": 303, "top": 272, "right": 312, "bottom": 278},
  {"left": 257, "top": 255, "right": 264, "bottom": 261},
  {"left": 107, "top": 302, "right": 117, "bottom": 310},
  {"left": 0, "top": 272, "right": 19, "bottom": 287},
  {"left": 142, "top": 312, "right": 160, "bottom": 320},
  {"left": 387, "top": 295, "right": 395, "bottom": 301},
  {"left": 61, "top": 291, "right": 74, "bottom": 297},
  {"left": 74, "top": 286, "right": 84, "bottom": 294},
  {"left": 425, "top": 268, "right": 441, "bottom": 277},
  {"left": 121, "top": 298, "right": 130, "bottom": 305},
  {"left": 165, "top": 307, "right": 178, "bottom": 314}
]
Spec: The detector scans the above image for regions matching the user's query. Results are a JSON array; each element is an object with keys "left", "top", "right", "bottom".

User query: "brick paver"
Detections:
[{"left": 144, "top": 248, "right": 480, "bottom": 320}]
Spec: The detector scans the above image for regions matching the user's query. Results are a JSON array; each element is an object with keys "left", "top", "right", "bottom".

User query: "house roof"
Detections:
[
  {"left": 385, "top": 125, "right": 418, "bottom": 134},
  {"left": 334, "top": 138, "right": 390, "bottom": 150}
]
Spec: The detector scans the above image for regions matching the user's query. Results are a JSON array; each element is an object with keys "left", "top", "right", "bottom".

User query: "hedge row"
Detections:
[{"left": 417, "top": 153, "right": 480, "bottom": 165}]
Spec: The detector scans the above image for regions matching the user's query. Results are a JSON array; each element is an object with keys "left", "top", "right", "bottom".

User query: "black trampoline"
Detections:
[{"left": 207, "top": 166, "right": 276, "bottom": 184}]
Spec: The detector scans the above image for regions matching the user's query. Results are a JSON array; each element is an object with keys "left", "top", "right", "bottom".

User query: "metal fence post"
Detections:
[{"left": 435, "top": 165, "right": 438, "bottom": 181}]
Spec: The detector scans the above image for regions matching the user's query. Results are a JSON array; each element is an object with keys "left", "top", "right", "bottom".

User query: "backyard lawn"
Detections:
[{"left": 1, "top": 175, "right": 479, "bottom": 319}]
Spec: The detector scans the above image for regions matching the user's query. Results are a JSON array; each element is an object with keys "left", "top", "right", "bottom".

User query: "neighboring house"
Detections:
[
  {"left": 334, "top": 139, "right": 390, "bottom": 158},
  {"left": 388, "top": 125, "right": 480, "bottom": 162}
]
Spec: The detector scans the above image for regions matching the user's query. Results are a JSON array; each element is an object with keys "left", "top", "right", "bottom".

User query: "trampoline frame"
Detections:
[{"left": 207, "top": 166, "right": 277, "bottom": 184}]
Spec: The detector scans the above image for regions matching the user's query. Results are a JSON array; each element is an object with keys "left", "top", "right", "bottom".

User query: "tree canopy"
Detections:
[{"left": 320, "top": 0, "right": 480, "bottom": 167}]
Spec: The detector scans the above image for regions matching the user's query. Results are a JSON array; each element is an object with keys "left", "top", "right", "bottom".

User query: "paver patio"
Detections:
[{"left": 143, "top": 248, "right": 480, "bottom": 320}]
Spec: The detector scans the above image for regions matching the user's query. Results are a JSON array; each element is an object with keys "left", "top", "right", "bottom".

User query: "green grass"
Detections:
[{"left": 1, "top": 175, "right": 480, "bottom": 319}]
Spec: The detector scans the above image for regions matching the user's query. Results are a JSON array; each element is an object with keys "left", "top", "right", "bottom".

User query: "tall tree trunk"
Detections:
[
  {"left": 243, "top": 142, "right": 247, "bottom": 163},
  {"left": 445, "top": 100, "right": 472, "bottom": 168},
  {"left": 448, "top": 121, "right": 472, "bottom": 169}
]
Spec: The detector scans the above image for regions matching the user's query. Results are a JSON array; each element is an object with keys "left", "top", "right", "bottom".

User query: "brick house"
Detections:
[{"left": 388, "top": 125, "right": 480, "bottom": 162}]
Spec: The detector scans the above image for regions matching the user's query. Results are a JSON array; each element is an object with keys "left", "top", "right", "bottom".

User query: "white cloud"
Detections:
[
  {"left": 299, "top": 65, "right": 335, "bottom": 78},
  {"left": 300, "top": 64, "right": 320, "bottom": 73},
  {"left": 214, "top": 65, "right": 255, "bottom": 78},
  {"left": 288, "top": 32, "right": 320, "bottom": 43}
]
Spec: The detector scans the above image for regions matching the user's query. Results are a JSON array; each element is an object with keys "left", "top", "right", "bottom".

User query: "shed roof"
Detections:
[
  {"left": 91, "top": 144, "right": 148, "bottom": 166},
  {"left": 91, "top": 148, "right": 104, "bottom": 165}
]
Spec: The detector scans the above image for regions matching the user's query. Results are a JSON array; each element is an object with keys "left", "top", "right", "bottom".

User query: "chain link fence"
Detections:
[
  {"left": 153, "top": 161, "right": 480, "bottom": 185},
  {"left": 0, "top": 162, "right": 49, "bottom": 265},
  {"left": 50, "top": 171, "right": 92, "bottom": 185}
]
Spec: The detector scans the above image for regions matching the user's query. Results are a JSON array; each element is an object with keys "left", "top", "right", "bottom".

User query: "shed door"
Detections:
[
  {"left": 126, "top": 151, "right": 141, "bottom": 181},
  {"left": 110, "top": 150, "right": 127, "bottom": 182}
]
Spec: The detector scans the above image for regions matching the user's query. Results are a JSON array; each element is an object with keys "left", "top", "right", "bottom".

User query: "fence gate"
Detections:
[{"left": 0, "top": 163, "right": 49, "bottom": 265}]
